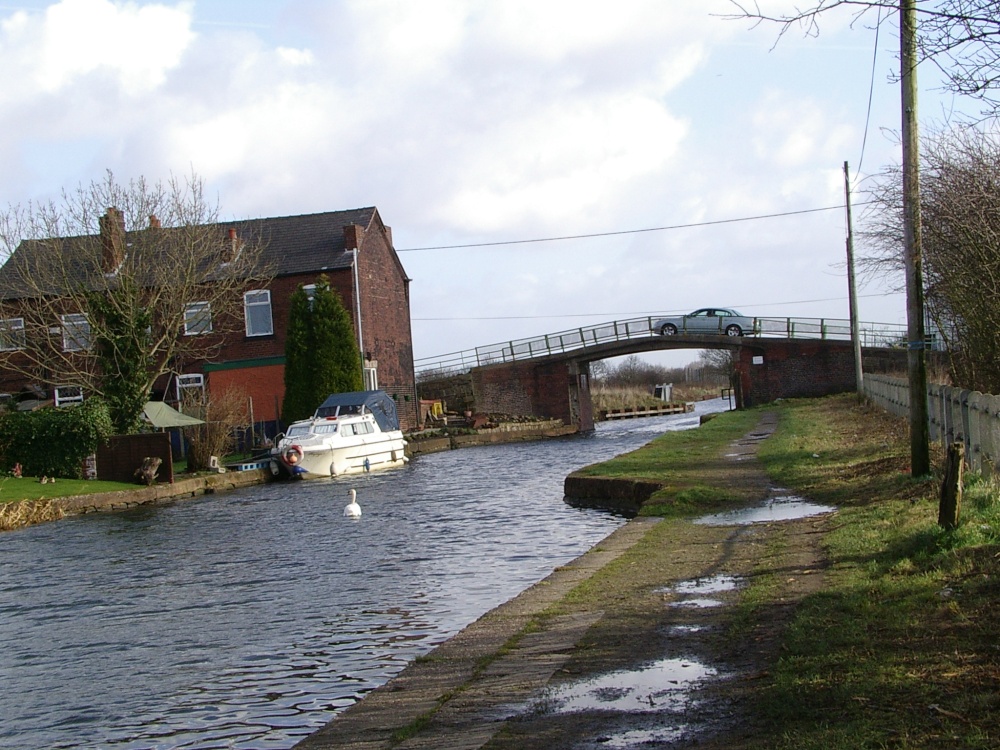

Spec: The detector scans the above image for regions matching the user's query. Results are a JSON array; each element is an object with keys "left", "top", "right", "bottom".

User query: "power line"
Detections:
[
  {"left": 411, "top": 292, "right": 900, "bottom": 321},
  {"left": 856, "top": 5, "right": 884, "bottom": 178},
  {"left": 396, "top": 204, "right": 867, "bottom": 252}
]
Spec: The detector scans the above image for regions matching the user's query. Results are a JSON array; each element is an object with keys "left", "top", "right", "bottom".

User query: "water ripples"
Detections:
[{"left": 0, "top": 399, "right": 730, "bottom": 749}]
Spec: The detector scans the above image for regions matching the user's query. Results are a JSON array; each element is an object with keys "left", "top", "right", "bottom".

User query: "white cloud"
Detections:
[
  {"left": 34, "top": 0, "right": 193, "bottom": 95},
  {"left": 0, "top": 0, "right": 917, "bottom": 355}
]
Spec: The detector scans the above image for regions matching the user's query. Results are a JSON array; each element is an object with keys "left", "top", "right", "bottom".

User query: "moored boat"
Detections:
[{"left": 271, "top": 390, "right": 408, "bottom": 479}]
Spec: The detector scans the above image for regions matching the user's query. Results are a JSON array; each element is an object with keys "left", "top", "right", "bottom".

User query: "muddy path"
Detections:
[{"left": 295, "top": 412, "right": 833, "bottom": 749}]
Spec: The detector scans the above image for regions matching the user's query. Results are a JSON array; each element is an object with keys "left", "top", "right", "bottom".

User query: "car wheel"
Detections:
[
  {"left": 660, "top": 323, "right": 678, "bottom": 335},
  {"left": 725, "top": 324, "right": 742, "bottom": 337}
]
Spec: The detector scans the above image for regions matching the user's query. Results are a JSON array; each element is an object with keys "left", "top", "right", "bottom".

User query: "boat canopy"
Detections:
[{"left": 314, "top": 390, "right": 401, "bottom": 432}]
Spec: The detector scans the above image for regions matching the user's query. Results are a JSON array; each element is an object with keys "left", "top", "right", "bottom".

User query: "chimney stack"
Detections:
[
  {"left": 223, "top": 227, "right": 239, "bottom": 263},
  {"left": 148, "top": 214, "right": 161, "bottom": 229},
  {"left": 99, "top": 207, "right": 126, "bottom": 273},
  {"left": 344, "top": 224, "right": 364, "bottom": 253}
]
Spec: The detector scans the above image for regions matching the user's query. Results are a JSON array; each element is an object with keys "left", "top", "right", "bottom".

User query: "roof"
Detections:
[
  {"left": 0, "top": 206, "right": 384, "bottom": 298},
  {"left": 235, "top": 206, "right": 378, "bottom": 277}
]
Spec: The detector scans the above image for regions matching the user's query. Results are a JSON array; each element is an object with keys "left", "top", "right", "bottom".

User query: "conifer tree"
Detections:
[
  {"left": 281, "top": 276, "right": 362, "bottom": 425},
  {"left": 312, "top": 277, "right": 363, "bottom": 399},
  {"left": 281, "top": 285, "right": 315, "bottom": 424}
]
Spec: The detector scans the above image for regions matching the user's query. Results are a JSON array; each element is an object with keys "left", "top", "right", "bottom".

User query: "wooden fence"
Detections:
[{"left": 863, "top": 374, "right": 1000, "bottom": 474}]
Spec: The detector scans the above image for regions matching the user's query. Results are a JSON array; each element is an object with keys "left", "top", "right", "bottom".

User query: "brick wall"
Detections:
[
  {"left": 737, "top": 340, "right": 858, "bottom": 406},
  {"left": 352, "top": 219, "right": 418, "bottom": 430},
  {"left": 471, "top": 358, "right": 593, "bottom": 430}
]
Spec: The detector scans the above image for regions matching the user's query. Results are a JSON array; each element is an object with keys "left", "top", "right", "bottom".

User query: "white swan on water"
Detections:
[{"left": 344, "top": 489, "right": 362, "bottom": 518}]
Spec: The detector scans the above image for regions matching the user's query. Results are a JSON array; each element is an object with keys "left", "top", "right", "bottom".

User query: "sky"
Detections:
[{"left": 0, "top": 0, "right": 974, "bottom": 369}]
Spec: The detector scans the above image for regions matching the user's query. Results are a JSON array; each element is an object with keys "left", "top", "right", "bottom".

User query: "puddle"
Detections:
[
  {"left": 667, "top": 624, "right": 707, "bottom": 635},
  {"left": 672, "top": 574, "right": 740, "bottom": 596},
  {"left": 530, "top": 658, "right": 716, "bottom": 714},
  {"left": 659, "top": 573, "right": 742, "bottom": 609},
  {"left": 695, "top": 494, "right": 835, "bottom": 526},
  {"left": 599, "top": 725, "right": 688, "bottom": 748},
  {"left": 668, "top": 597, "right": 724, "bottom": 609}
]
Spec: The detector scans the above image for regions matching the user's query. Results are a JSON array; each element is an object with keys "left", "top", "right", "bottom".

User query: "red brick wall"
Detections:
[
  {"left": 471, "top": 358, "right": 593, "bottom": 430},
  {"left": 352, "top": 218, "right": 418, "bottom": 430},
  {"left": 207, "top": 364, "right": 285, "bottom": 423},
  {"left": 737, "top": 340, "right": 858, "bottom": 407}
]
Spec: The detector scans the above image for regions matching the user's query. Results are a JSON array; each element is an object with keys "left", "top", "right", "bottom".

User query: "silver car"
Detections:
[{"left": 652, "top": 308, "right": 754, "bottom": 337}]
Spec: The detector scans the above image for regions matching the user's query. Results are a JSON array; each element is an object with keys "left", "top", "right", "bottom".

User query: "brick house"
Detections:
[{"left": 0, "top": 206, "right": 418, "bottom": 433}]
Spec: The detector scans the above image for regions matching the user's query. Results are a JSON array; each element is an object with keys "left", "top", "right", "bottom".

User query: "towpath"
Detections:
[{"left": 293, "top": 412, "right": 831, "bottom": 749}]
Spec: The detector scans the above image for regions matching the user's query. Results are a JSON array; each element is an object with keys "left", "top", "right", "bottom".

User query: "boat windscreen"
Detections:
[{"left": 315, "top": 390, "right": 400, "bottom": 432}]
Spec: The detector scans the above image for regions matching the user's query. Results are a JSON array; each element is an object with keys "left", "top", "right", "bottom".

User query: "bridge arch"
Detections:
[{"left": 416, "top": 315, "right": 909, "bottom": 431}]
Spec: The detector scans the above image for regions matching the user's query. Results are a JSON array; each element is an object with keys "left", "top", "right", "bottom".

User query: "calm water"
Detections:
[{"left": 0, "top": 399, "right": 731, "bottom": 750}]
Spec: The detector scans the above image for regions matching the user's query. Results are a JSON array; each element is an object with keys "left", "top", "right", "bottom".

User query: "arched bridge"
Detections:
[{"left": 415, "top": 314, "right": 909, "bottom": 430}]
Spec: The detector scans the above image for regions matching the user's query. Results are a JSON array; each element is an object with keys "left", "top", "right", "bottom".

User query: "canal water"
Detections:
[{"left": 0, "top": 399, "right": 731, "bottom": 750}]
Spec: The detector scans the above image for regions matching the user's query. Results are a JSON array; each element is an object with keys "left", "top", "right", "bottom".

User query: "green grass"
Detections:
[
  {"left": 572, "top": 406, "right": 763, "bottom": 517},
  {"left": 746, "top": 395, "right": 1000, "bottom": 749},
  {"left": 0, "top": 475, "right": 140, "bottom": 504},
  {"left": 571, "top": 393, "right": 1000, "bottom": 748}
]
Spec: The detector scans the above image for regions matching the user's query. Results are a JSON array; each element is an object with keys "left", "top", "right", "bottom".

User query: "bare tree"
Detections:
[
  {"left": 727, "top": 1, "right": 1000, "bottom": 116},
  {"left": 698, "top": 348, "right": 737, "bottom": 380},
  {"left": 0, "top": 171, "right": 274, "bottom": 432},
  {"left": 862, "top": 124, "right": 1000, "bottom": 392}
]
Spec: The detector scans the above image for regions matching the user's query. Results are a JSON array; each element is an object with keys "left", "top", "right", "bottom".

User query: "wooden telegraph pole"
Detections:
[
  {"left": 900, "top": 0, "right": 930, "bottom": 476},
  {"left": 843, "top": 161, "right": 864, "bottom": 402}
]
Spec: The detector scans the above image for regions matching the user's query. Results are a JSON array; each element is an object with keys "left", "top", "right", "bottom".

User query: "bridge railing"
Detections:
[{"left": 414, "top": 315, "right": 909, "bottom": 378}]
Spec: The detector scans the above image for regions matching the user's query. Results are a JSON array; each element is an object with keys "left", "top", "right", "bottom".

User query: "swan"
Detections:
[{"left": 344, "top": 488, "right": 362, "bottom": 518}]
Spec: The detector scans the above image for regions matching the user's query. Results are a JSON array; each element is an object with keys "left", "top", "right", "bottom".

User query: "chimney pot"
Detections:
[{"left": 148, "top": 214, "right": 161, "bottom": 229}]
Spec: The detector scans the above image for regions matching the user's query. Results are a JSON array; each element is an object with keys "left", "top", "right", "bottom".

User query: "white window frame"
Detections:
[
  {"left": 0, "top": 317, "right": 25, "bottom": 351},
  {"left": 244, "top": 289, "right": 273, "bottom": 337},
  {"left": 184, "top": 302, "right": 212, "bottom": 335},
  {"left": 61, "top": 313, "right": 91, "bottom": 351},
  {"left": 175, "top": 373, "right": 205, "bottom": 402},
  {"left": 54, "top": 386, "right": 84, "bottom": 407}
]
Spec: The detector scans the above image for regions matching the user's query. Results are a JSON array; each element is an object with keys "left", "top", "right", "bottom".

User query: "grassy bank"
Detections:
[
  {"left": 571, "top": 406, "right": 763, "bottom": 515},
  {"left": 752, "top": 396, "right": 999, "bottom": 749},
  {"left": 573, "top": 394, "right": 1000, "bottom": 748}
]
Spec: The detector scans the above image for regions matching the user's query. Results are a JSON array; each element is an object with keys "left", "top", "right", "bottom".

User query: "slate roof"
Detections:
[
  {"left": 235, "top": 206, "right": 378, "bottom": 277},
  {"left": 0, "top": 206, "right": 381, "bottom": 299}
]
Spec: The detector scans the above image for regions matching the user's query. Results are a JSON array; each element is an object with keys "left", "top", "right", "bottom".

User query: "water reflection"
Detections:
[{"left": 0, "top": 399, "right": 731, "bottom": 750}]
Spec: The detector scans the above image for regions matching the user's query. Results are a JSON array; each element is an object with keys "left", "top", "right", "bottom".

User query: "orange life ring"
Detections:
[{"left": 282, "top": 445, "right": 303, "bottom": 466}]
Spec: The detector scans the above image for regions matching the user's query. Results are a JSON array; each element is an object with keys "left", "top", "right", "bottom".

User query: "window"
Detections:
[
  {"left": 176, "top": 373, "right": 205, "bottom": 404},
  {"left": 184, "top": 302, "right": 212, "bottom": 335},
  {"left": 244, "top": 290, "right": 273, "bottom": 337},
  {"left": 54, "top": 386, "right": 83, "bottom": 407},
  {"left": 0, "top": 318, "right": 25, "bottom": 351},
  {"left": 61, "top": 314, "right": 91, "bottom": 351}
]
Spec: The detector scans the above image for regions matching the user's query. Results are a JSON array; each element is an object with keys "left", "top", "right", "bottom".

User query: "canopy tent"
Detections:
[{"left": 142, "top": 401, "right": 205, "bottom": 428}]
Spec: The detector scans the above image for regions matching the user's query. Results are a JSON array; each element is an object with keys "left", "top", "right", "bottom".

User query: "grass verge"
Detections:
[
  {"left": 747, "top": 395, "right": 1000, "bottom": 749},
  {"left": 568, "top": 394, "right": 999, "bottom": 748},
  {"left": 571, "top": 406, "right": 764, "bottom": 516}
]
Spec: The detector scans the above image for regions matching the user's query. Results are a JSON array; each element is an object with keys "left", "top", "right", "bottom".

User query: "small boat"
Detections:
[{"left": 271, "top": 390, "right": 408, "bottom": 479}]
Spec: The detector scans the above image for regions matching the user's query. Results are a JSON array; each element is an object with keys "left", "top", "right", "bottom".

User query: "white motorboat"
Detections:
[{"left": 271, "top": 390, "right": 408, "bottom": 479}]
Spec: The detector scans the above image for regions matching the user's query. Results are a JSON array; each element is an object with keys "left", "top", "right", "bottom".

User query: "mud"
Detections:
[{"left": 294, "top": 411, "right": 833, "bottom": 749}]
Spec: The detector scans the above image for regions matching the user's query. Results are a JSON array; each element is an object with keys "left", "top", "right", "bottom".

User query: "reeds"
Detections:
[{"left": 0, "top": 499, "right": 65, "bottom": 531}]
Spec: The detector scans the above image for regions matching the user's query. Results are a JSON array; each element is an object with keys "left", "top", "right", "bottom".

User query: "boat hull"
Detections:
[{"left": 273, "top": 432, "right": 408, "bottom": 480}]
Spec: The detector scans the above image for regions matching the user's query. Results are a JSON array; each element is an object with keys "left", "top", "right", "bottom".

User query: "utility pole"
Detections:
[
  {"left": 843, "top": 161, "right": 863, "bottom": 402},
  {"left": 900, "top": 0, "right": 930, "bottom": 476}
]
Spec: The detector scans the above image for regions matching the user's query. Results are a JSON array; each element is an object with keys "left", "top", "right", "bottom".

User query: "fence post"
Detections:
[{"left": 938, "top": 441, "right": 964, "bottom": 530}]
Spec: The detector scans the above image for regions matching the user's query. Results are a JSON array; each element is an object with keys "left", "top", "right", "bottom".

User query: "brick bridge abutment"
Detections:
[{"left": 464, "top": 339, "right": 909, "bottom": 431}]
